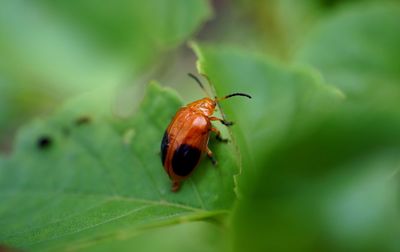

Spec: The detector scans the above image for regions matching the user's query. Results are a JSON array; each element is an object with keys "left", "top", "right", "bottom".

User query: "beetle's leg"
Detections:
[
  {"left": 172, "top": 181, "right": 181, "bottom": 192},
  {"left": 206, "top": 147, "right": 217, "bottom": 166},
  {"left": 209, "top": 116, "right": 234, "bottom": 126},
  {"left": 210, "top": 127, "right": 229, "bottom": 143}
]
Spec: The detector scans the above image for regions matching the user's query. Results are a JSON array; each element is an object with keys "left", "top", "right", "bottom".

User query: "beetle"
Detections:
[{"left": 161, "top": 73, "right": 251, "bottom": 192}]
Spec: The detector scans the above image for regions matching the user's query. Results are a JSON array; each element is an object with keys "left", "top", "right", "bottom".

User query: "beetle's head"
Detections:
[
  {"left": 186, "top": 73, "right": 251, "bottom": 116},
  {"left": 188, "top": 97, "right": 216, "bottom": 116}
]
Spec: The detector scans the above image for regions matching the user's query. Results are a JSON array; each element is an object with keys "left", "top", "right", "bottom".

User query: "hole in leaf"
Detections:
[{"left": 37, "top": 135, "right": 53, "bottom": 150}]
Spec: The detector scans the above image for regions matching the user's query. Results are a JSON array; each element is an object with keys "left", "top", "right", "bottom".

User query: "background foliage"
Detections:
[{"left": 1, "top": 0, "right": 399, "bottom": 251}]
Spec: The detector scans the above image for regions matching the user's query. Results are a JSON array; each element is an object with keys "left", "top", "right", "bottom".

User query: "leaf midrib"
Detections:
[{"left": 0, "top": 190, "right": 205, "bottom": 212}]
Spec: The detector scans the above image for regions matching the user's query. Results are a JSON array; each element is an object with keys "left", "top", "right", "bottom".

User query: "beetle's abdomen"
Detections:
[
  {"left": 171, "top": 144, "right": 202, "bottom": 177},
  {"left": 162, "top": 108, "right": 211, "bottom": 180}
]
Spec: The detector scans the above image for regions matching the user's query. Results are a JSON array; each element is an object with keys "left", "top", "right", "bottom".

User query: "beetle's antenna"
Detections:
[
  {"left": 197, "top": 73, "right": 251, "bottom": 118},
  {"left": 215, "top": 92, "right": 251, "bottom": 123},
  {"left": 188, "top": 73, "right": 212, "bottom": 97},
  {"left": 217, "top": 93, "right": 252, "bottom": 101},
  {"left": 188, "top": 73, "right": 204, "bottom": 89},
  {"left": 194, "top": 73, "right": 228, "bottom": 124},
  {"left": 218, "top": 93, "right": 251, "bottom": 101}
]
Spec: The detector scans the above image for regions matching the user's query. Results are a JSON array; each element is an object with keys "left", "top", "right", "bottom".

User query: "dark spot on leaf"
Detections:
[
  {"left": 75, "top": 116, "right": 91, "bottom": 126},
  {"left": 37, "top": 136, "right": 52, "bottom": 150}
]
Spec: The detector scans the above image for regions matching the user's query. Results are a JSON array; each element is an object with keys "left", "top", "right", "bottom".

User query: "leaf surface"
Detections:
[
  {"left": 192, "top": 43, "right": 344, "bottom": 192},
  {"left": 296, "top": 3, "right": 400, "bottom": 99},
  {"left": 0, "top": 83, "right": 237, "bottom": 251}
]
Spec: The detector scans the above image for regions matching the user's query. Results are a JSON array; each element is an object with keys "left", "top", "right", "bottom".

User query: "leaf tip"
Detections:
[{"left": 188, "top": 41, "right": 206, "bottom": 76}]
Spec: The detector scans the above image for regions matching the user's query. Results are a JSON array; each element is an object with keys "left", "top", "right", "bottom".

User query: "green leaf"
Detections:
[
  {"left": 191, "top": 43, "right": 344, "bottom": 192},
  {"left": 231, "top": 106, "right": 400, "bottom": 252},
  {"left": 192, "top": 41, "right": 400, "bottom": 251},
  {"left": 0, "top": 83, "right": 237, "bottom": 251},
  {"left": 190, "top": 3, "right": 400, "bottom": 251},
  {"left": 75, "top": 221, "right": 228, "bottom": 252},
  {"left": 296, "top": 3, "right": 400, "bottom": 98}
]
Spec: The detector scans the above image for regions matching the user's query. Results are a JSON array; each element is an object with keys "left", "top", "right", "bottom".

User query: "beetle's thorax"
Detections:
[{"left": 187, "top": 97, "right": 216, "bottom": 116}]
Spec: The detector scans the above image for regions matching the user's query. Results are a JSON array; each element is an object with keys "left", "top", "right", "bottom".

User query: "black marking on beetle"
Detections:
[
  {"left": 172, "top": 144, "right": 201, "bottom": 177},
  {"left": 37, "top": 135, "right": 52, "bottom": 150},
  {"left": 161, "top": 131, "right": 169, "bottom": 165}
]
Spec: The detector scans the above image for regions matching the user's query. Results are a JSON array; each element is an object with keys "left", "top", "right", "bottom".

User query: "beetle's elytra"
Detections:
[{"left": 161, "top": 73, "right": 251, "bottom": 192}]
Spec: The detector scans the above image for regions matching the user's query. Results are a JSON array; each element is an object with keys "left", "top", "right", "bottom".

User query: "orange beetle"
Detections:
[{"left": 161, "top": 74, "right": 251, "bottom": 192}]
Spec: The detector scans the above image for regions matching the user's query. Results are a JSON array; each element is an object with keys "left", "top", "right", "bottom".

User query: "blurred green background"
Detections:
[{"left": 1, "top": 0, "right": 400, "bottom": 251}]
